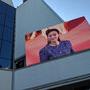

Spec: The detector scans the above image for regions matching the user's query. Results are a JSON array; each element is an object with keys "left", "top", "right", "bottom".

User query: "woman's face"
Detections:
[{"left": 47, "top": 31, "right": 59, "bottom": 43}]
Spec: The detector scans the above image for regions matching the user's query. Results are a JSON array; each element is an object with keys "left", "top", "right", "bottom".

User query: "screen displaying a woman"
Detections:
[{"left": 39, "top": 29, "right": 74, "bottom": 62}]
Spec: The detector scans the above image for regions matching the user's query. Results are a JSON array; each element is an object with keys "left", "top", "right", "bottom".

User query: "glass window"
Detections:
[
  {"left": 0, "top": 25, "right": 3, "bottom": 39},
  {"left": 0, "top": 40, "right": 1, "bottom": 51},
  {"left": 5, "top": 18, "right": 14, "bottom": 28},
  {"left": 5, "top": 10, "right": 15, "bottom": 29},
  {"left": 0, "top": 13, "right": 5, "bottom": 25},
  {"left": 0, "top": 41, "right": 12, "bottom": 59},
  {"left": 0, "top": 1, "right": 15, "bottom": 69},
  {"left": 0, "top": 2, "right": 7, "bottom": 13},
  {"left": 0, "top": 59, "right": 11, "bottom": 68},
  {"left": 6, "top": 7, "right": 15, "bottom": 19},
  {"left": 3, "top": 27, "right": 14, "bottom": 42}
]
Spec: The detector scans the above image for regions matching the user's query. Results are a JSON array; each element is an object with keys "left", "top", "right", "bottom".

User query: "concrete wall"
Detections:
[
  {"left": 0, "top": 69, "right": 12, "bottom": 90},
  {"left": 14, "top": 50, "right": 90, "bottom": 90},
  {"left": 1, "top": 0, "right": 13, "bottom": 6},
  {"left": 0, "top": 51, "right": 90, "bottom": 90},
  {"left": 15, "top": 0, "right": 63, "bottom": 59}
]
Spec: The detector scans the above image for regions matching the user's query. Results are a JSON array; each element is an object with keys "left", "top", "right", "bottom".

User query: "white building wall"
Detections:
[{"left": 15, "top": 0, "right": 63, "bottom": 59}]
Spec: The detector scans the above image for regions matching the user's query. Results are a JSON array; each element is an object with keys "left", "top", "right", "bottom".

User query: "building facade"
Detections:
[
  {"left": 0, "top": 0, "right": 90, "bottom": 90},
  {"left": 0, "top": 0, "right": 15, "bottom": 68}
]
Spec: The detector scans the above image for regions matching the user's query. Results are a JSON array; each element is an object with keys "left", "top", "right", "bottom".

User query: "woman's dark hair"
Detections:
[
  {"left": 46, "top": 29, "right": 59, "bottom": 36},
  {"left": 46, "top": 29, "right": 61, "bottom": 44}
]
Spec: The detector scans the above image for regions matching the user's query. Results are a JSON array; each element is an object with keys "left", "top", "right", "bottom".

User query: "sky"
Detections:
[
  {"left": 12, "top": 0, "right": 23, "bottom": 8},
  {"left": 12, "top": 0, "right": 90, "bottom": 23}
]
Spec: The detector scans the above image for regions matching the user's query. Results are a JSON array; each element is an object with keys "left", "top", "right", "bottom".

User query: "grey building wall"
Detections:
[
  {"left": 14, "top": 50, "right": 90, "bottom": 90},
  {"left": 0, "top": 51, "right": 90, "bottom": 90},
  {"left": 15, "top": 0, "right": 63, "bottom": 59},
  {"left": 0, "top": 69, "right": 12, "bottom": 90}
]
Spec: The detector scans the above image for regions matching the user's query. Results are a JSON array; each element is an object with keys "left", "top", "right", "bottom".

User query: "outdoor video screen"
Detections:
[{"left": 25, "top": 17, "right": 90, "bottom": 66}]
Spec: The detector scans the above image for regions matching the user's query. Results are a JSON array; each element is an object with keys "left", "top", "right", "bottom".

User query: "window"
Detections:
[
  {"left": 6, "top": 6, "right": 15, "bottom": 18},
  {"left": 3, "top": 27, "right": 14, "bottom": 42},
  {"left": 0, "top": 40, "right": 1, "bottom": 52},
  {"left": 0, "top": 1, "right": 15, "bottom": 68},
  {"left": 0, "top": 13, "right": 5, "bottom": 25},
  {"left": 0, "top": 25, "right": 3, "bottom": 39},
  {"left": 5, "top": 20, "right": 14, "bottom": 29},
  {"left": 0, "top": 59, "right": 11, "bottom": 68},
  {"left": 0, "top": 2, "right": 7, "bottom": 13},
  {"left": 0, "top": 41, "right": 12, "bottom": 60}
]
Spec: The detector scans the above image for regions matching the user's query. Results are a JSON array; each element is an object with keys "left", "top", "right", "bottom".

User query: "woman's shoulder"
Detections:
[
  {"left": 61, "top": 40, "right": 72, "bottom": 47},
  {"left": 40, "top": 45, "right": 49, "bottom": 53},
  {"left": 61, "top": 40, "right": 71, "bottom": 43}
]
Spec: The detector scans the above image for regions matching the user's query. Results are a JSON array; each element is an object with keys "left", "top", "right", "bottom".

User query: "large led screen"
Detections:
[{"left": 25, "top": 17, "right": 90, "bottom": 66}]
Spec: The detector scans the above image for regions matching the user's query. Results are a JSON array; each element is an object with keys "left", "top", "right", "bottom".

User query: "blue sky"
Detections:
[
  {"left": 12, "top": 0, "right": 23, "bottom": 8},
  {"left": 12, "top": 0, "right": 90, "bottom": 23}
]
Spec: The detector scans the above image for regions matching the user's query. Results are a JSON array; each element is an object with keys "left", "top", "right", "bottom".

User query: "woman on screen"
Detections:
[{"left": 39, "top": 28, "right": 74, "bottom": 62}]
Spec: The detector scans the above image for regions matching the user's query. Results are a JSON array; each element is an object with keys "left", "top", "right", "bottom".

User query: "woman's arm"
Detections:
[
  {"left": 39, "top": 48, "right": 49, "bottom": 63},
  {"left": 64, "top": 40, "right": 74, "bottom": 54}
]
